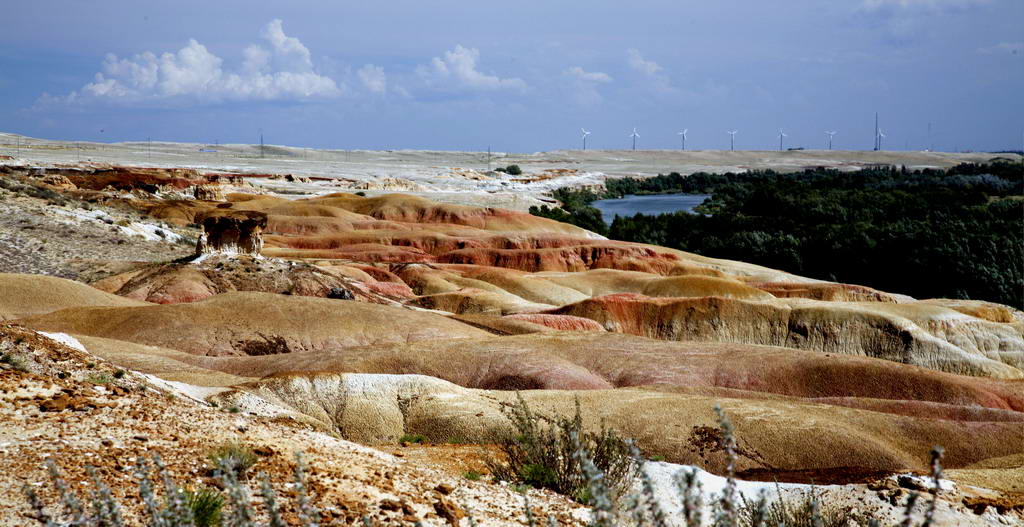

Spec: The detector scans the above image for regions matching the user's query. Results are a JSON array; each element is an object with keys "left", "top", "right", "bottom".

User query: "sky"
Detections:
[{"left": 1, "top": 0, "right": 1022, "bottom": 152}]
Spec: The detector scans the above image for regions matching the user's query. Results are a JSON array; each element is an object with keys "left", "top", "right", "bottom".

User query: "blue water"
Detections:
[{"left": 592, "top": 194, "right": 711, "bottom": 225}]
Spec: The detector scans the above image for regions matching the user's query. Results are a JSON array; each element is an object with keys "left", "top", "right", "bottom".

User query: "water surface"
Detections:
[{"left": 592, "top": 194, "right": 710, "bottom": 224}]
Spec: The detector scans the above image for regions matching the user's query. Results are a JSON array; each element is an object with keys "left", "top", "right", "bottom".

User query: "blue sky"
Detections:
[{"left": 2, "top": 0, "right": 1022, "bottom": 152}]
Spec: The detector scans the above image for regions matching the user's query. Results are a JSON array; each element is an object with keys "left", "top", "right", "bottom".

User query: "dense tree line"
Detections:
[{"left": 530, "top": 161, "right": 1024, "bottom": 307}]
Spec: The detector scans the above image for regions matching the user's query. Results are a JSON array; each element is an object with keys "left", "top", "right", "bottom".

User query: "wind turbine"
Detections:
[
  {"left": 581, "top": 128, "right": 591, "bottom": 150},
  {"left": 677, "top": 129, "right": 688, "bottom": 151},
  {"left": 877, "top": 129, "right": 886, "bottom": 151},
  {"left": 778, "top": 129, "right": 788, "bottom": 151},
  {"left": 825, "top": 131, "right": 837, "bottom": 150},
  {"left": 629, "top": 127, "right": 640, "bottom": 151},
  {"left": 727, "top": 130, "right": 738, "bottom": 151}
]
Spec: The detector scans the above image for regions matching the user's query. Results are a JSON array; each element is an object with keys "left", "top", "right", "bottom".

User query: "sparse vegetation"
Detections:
[
  {"left": 486, "top": 393, "right": 637, "bottom": 505},
  {"left": 184, "top": 486, "right": 225, "bottom": 527},
  {"left": 87, "top": 372, "right": 114, "bottom": 384},
  {"left": 207, "top": 442, "right": 258, "bottom": 480},
  {"left": 399, "top": 433, "right": 427, "bottom": 445},
  {"left": 463, "top": 470, "right": 482, "bottom": 481},
  {"left": 21, "top": 406, "right": 951, "bottom": 527},
  {"left": 0, "top": 351, "right": 30, "bottom": 372},
  {"left": 505, "top": 164, "right": 523, "bottom": 175},
  {"left": 24, "top": 453, "right": 320, "bottom": 527}
]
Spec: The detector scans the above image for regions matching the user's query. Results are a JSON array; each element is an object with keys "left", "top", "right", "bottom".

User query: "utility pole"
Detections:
[{"left": 259, "top": 129, "right": 264, "bottom": 159}]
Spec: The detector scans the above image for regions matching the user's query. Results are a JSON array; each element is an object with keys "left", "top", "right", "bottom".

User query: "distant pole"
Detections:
[
  {"left": 927, "top": 122, "right": 932, "bottom": 151},
  {"left": 632, "top": 135, "right": 636, "bottom": 151},
  {"left": 874, "top": 112, "right": 879, "bottom": 151},
  {"left": 259, "top": 129, "right": 264, "bottom": 158}
]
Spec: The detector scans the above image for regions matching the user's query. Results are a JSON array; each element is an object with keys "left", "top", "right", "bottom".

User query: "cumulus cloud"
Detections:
[
  {"left": 57, "top": 19, "right": 341, "bottom": 105},
  {"left": 358, "top": 64, "right": 387, "bottom": 93},
  {"left": 625, "top": 49, "right": 675, "bottom": 94},
  {"left": 563, "top": 66, "right": 613, "bottom": 106},
  {"left": 977, "top": 41, "right": 1023, "bottom": 55},
  {"left": 626, "top": 49, "right": 662, "bottom": 76},
  {"left": 417, "top": 45, "right": 527, "bottom": 92}
]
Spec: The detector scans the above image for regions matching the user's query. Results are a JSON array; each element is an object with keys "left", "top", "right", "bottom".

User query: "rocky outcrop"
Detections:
[
  {"left": 88, "top": 256, "right": 407, "bottom": 305},
  {"left": 195, "top": 210, "right": 267, "bottom": 256},
  {"left": 192, "top": 184, "right": 225, "bottom": 201}
]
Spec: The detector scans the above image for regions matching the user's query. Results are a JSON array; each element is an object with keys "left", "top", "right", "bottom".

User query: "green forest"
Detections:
[{"left": 529, "top": 161, "right": 1024, "bottom": 308}]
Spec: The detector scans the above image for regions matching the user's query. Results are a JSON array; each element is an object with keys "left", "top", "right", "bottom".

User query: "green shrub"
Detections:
[
  {"left": 398, "top": 434, "right": 427, "bottom": 445},
  {"left": 463, "top": 471, "right": 482, "bottom": 481},
  {"left": 0, "top": 352, "right": 30, "bottom": 372},
  {"left": 87, "top": 372, "right": 113, "bottom": 385},
  {"left": 486, "top": 393, "right": 637, "bottom": 505},
  {"left": 505, "top": 164, "right": 522, "bottom": 175},
  {"left": 184, "top": 486, "right": 224, "bottom": 527},
  {"left": 207, "top": 442, "right": 257, "bottom": 479}
]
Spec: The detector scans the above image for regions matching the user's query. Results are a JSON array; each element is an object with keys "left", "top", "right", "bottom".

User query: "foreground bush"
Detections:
[
  {"left": 23, "top": 405, "right": 949, "bottom": 527},
  {"left": 487, "top": 393, "right": 638, "bottom": 504},
  {"left": 23, "top": 453, "right": 320, "bottom": 527}
]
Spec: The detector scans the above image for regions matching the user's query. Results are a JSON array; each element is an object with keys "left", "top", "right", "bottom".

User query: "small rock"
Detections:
[
  {"left": 433, "top": 497, "right": 464, "bottom": 527},
  {"left": 132, "top": 435, "right": 149, "bottom": 442},
  {"left": 379, "top": 499, "right": 402, "bottom": 511},
  {"left": 435, "top": 483, "right": 454, "bottom": 495}
]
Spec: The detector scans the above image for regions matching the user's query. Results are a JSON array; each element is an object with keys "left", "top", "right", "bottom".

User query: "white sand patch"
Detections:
[
  {"left": 136, "top": 373, "right": 224, "bottom": 404},
  {"left": 37, "top": 331, "right": 87, "bottom": 352},
  {"left": 50, "top": 207, "right": 181, "bottom": 242}
]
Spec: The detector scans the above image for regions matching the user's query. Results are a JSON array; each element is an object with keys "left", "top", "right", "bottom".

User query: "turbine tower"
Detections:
[
  {"left": 825, "top": 131, "right": 837, "bottom": 150},
  {"left": 727, "top": 130, "right": 738, "bottom": 151},
  {"left": 778, "top": 129, "right": 788, "bottom": 151},
  {"left": 677, "top": 129, "right": 688, "bottom": 151},
  {"left": 581, "top": 128, "right": 591, "bottom": 150},
  {"left": 630, "top": 127, "right": 640, "bottom": 151}
]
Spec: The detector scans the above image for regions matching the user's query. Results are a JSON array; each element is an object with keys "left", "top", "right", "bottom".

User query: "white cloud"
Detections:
[
  {"left": 563, "top": 66, "right": 613, "bottom": 106},
  {"left": 417, "top": 45, "right": 527, "bottom": 92},
  {"left": 625, "top": 49, "right": 675, "bottom": 95},
  {"left": 860, "top": 0, "right": 989, "bottom": 11},
  {"left": 627, "top": 49, "right": 663, "bottom": 76},
  {"left": 977, "top": 41, "right": 1023, "bottom": 55},
  {"left": 565, "top": 66, "right": 612, "bottom": 84},
  {"left": 58, "top": 19, "right": 341, "bottom": 105},
  {"left": 358, "top": 64, "right": 387, "bottom": 93}
]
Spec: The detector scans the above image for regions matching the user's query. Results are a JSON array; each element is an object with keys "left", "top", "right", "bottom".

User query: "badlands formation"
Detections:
[{"left": 0, "top": 137, "right": 1021, "bottom": 525}]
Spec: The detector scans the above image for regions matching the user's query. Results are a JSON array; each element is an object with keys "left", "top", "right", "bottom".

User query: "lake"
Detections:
[{"left": 592, "top": 194, "right": 711, "bottom": 224}]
